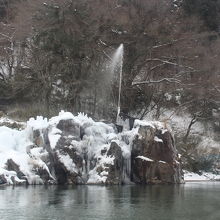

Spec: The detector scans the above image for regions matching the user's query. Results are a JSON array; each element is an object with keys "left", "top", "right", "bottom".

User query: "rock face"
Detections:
[
  {"left": 106, "top": 141, "right": 123, "bottom": 184},
  {"left": 0, "top": 174, "right": 7, "bottom": 185},
  {"left": 0, "top": 112, "right": 183, "bottom": 185},
  {"left": 131, "top": 125, "right": 183, "bottom": 184}
]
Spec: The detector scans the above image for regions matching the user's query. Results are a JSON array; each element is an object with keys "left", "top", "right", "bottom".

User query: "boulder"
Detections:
[
  {"left": 57, "top": 119, "right": 80, "bottom": 140},
  {"left": 6, "top": 159, "right": 26, "bottom": 180},
  {"left": 131, "top": 125, "right": 183, "bottom": 184},
  {"left": 106, "top": 141, "right": 123, "bottom": 184}
]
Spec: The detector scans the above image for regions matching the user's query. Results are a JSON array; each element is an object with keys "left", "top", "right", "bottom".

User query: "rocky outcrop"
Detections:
[
  {"left": 105, "top": 141, "right": 123, "bottom": 184},
  {"left": 131, "top": 124, "right": 183, "bottom": 184},
  {"left": 0, "top": 112, "right": 183, "bottom": 185},
  {"left": 6, "top": 159, "right": 26, "bottom": 180},
  {"left": 0, "top": 174, "right": 7, "bottom": 185}
]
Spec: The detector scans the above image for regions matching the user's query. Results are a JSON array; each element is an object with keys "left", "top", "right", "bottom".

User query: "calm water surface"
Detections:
[{"left": 0, "top": 182, "right": 220, "bottom": 220}]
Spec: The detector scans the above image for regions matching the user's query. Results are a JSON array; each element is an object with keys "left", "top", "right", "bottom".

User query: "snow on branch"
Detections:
[
  {"left": 0, "top": 32, "right": 11, "bottom": 40},
  {"left": 145, "top": 58, "right": 195, "bottom": 70},
  {"left": 0, "top": 72, "right": 5, "bottom": 81},
  {"left": 151, "top": 38, "right": 185, "bottom": 49},
  {"left": 132, "top": 78, "right": 181, "bottom": 86},
  {"left": 215, "top": 86, "right": 220, "bottom": 93}
]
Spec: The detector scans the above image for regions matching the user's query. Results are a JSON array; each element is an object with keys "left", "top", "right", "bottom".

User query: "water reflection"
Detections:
[{"left": 1, "top": 183, "right": 220, "bottom": 220}]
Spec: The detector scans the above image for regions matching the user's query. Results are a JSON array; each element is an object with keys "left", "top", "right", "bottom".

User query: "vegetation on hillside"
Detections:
[{"left": 0, "top": 0, "right": 219, "bottom": 124}]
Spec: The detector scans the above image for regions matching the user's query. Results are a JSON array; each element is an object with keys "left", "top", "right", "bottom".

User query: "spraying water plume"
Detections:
[{"left": 110, "top": 44, "right": 124, "bottom": 123}]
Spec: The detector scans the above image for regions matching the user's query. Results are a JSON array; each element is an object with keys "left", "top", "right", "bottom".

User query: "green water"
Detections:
[{"left": 0, "top": 182, "right": 220, "bottom": 220}]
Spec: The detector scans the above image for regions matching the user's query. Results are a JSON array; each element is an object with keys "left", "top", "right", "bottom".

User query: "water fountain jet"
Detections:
[{"left": 110, "top": 44, "right": 124, "bottom": 123}]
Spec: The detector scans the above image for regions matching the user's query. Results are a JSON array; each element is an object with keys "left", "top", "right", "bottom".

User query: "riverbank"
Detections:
[{"left": 184, "top": 170, "right": 220, "bottom": 182}]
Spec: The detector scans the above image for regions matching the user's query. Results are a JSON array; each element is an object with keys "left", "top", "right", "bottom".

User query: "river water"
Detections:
[{"left": 0, "top": 182, "right": 220, "bottom": 220}]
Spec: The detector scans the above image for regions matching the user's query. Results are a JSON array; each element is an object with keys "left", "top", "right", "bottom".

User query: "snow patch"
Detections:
[
  {"left": 48, "top": 127, "right": 62, "bottom": 149},
  {"left": 159, "top": 160, "right": 166, "bottom": 164},
  {"left": 154, "top": 136, "right": 163, "bottom": 143},
  {"left": 184, "top": 170, "right": 220, "bottom": 181},
  {"left": 58, "top": 153, "right": 77, "bottom": 174},
  {"left": 136, "top": 156, "right": 154, "bottom": 162}
]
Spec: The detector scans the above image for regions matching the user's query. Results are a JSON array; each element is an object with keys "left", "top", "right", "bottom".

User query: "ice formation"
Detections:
[{"left": 0, "top": 111, "right": 181, "bottom": 185}]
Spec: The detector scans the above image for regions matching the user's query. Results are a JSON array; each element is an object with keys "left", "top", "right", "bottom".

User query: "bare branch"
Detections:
[
  {"left": 132, "top": 78, "right": 181, "bottom": 86},
  {"left": 102, "top": 50, "right": 112, "bottom": 61},
  {"left": 215, "top": 86, "right": 220, "bottom": 93},
  {"left": 151, "top": 38, "right": 185, "bottom": 49},
  {"left": 145, "top": 58, "right": 195, "bottom": 70},
  {"left": 0, "top": 72, "right": 5, "bottom": 81},
  {"left": 183, "top": 114, "right": 198, "bottom": 143},
  {"left": 149, "top": 63, "right": 166, "bottom": 72},
  {"left": 0, "top": 32, "right": 11, "bottom": 40}
]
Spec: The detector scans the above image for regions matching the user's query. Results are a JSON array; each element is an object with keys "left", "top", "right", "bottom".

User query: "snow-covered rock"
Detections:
[
  {"left": 131, "top": 123, "right": 183, "bottom": 184},
  {"left": 0, "top": 111, "right": 183, "bottom": 185},
  {"left": 0, "top": 124, "right": 54, "bottom": 185}
]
